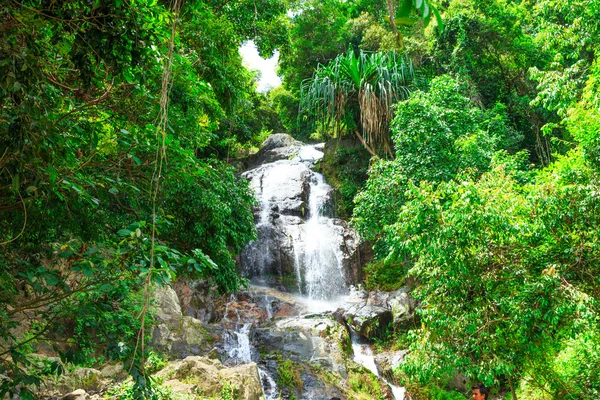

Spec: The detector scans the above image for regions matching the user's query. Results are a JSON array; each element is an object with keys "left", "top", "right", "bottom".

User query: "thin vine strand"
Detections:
[{"left": 128, "top": 0, "right": 182, "bottom": 386}]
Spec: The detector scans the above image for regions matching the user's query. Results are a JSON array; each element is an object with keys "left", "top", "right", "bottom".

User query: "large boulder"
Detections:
[
  {"left": 388, "top": 290, "right": 416, "bottom": 330},
  {"left": 343, "top": 303, "right": 393, "bottom": 340},
  {"left": 243, "top": 161, "right": 312, "bottom": 218},
  {"left": 151, "top": 316, "right": 216, "bottom": 358},
  {"left": 153, "top": 286, "right": 182, "bottom": 327},
  {"left": 363, "top": 286, "right": 417, "bottom": 330},
  {"left": 253, "top": 315, "right": 349, "bottom": 376},
  {"left": 374, "top": 350, "right": 409, "bottom": 385},
  {"left": 156, "top": 356, "right": 262, "bottom": 400},
  {"left": 245, "top": 133, "right": 305, "bottom": 167}
]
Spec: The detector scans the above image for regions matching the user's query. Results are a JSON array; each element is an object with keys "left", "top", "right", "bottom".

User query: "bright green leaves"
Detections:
[
  {"left": 353, "top": 74, "right": 600, "bottom": 392},
  {"left": 0, "top": 0, "right": 267, "bottom": 395},
  {"left": 385, "top": 0, "right": 443, "bottom": 48},
  {"left": 353, "top": 75, "right": 517, "bottom": 242},
  {"left": 393, "top": 155, "right": 600, "bottom": 392},
  {"left": 300, "top": 48, "right": 415, "bottom": 157}
]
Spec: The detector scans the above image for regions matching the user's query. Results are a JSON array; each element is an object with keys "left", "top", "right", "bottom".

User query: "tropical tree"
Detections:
[{"left": 300, "top": 48, "right": 415, "bottom": 157}]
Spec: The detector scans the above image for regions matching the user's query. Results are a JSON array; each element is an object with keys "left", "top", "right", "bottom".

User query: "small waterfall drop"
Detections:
[
  {"left": 222, "top": 297, "right": 279, "bottom": 399},
  {"left": 351, "top": 335, "right": 406, "bottom": 400},
  {"left": 259, "top": 368, "right": 280, "bottom": 400},
  {"left": 226, "top": 323, "right": 252, "bottom": 363}
]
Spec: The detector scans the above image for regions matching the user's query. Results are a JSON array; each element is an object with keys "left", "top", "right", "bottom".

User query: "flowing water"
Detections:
[
  {"left": 241, "top": 144, "right": 349, "bottom": 300},
  {"left": 226, "top": 323, "right": 252, "bottom": 363},
  {"left": 293, "top": 173, "right": 347, "bottom": 299},
  {"left": 351, "top": 336, "right": 406, "bottom": 399},
  {"left": 224, "top": 319, "right": 280, "bottom": 399},
  {"left": 233, "top": 142, "right": 406, "bottom": 399}
]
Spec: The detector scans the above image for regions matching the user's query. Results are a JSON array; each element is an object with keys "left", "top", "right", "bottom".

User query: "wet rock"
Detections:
[
  {"left": 374, "top": 350, "right": 408, "bottom": 385},
  {"left": 298, "top": 369, "right": 345, "bottom": 400},
  {"left": 240, "top": 139, "right": 362, "bottom": 293},
  {"left": 253, "top": 315, "right": 348, "bottom": 376},
  {"left": 262, "top": 133, "right": 304, "bottom": 152},
  {"left": 243, "top": 161, "right": 311, "bottom": 218},
  {"left": 156, "top": 356, "right": 262, "bottom": 400},
  {"left": 343, "top": 303, "right": 392, "bottom": 340},
  {"left": 237, "top": 286, "right": 304, "bottom": 321},
  {"left": 245, "top": 133, "right": 305, "bottom": 167},
  {"left": 222, "top": 298, "right": 264, "bottom": 325},
  {"left": 360, "top": 286, "right": 417, "bottom": 330}
]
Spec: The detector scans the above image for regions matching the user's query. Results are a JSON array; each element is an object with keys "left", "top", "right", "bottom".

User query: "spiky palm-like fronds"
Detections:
[{"left": 300, "top": 48, "right": 415, "bottom": 157}]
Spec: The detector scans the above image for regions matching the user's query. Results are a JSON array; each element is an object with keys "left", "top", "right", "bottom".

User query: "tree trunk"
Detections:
[
  {"left": 508, "top": 375, "right": 517, "bottom": 400},
  {"left": 353, "top": 130, "right": 378, "bottom": 157}
]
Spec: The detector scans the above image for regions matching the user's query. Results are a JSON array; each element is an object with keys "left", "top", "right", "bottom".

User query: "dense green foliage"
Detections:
[
  {"left": 276, "top": 0, "right": 600, "bottom": 396},
  {"left": 0, "top": 0, "right": 287, "bottom": 397},
  {"left": 2, "top": 0, "right": 600, "bottom": 398},
  {"left": 344, "top": 0, "right": 600, "bottom": 397}
]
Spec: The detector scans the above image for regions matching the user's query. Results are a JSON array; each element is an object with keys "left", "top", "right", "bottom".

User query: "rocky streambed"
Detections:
[{"left": 150, "top": 283, "right": 416, "bottom": 400}]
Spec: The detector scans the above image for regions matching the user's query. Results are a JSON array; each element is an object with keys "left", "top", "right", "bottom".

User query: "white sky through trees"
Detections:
[{"left": 240, "top": 40, "right": 282, "bottom": 93}]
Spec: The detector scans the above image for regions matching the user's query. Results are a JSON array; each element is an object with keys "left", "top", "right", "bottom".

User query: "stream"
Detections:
[{"left": 225, "top": 135, "right": 406, "bottom": 399}]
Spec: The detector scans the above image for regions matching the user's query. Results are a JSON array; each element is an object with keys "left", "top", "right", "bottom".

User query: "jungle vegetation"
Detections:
[{"left": 1, "top": 0, "right": 599, "bottom": 398}]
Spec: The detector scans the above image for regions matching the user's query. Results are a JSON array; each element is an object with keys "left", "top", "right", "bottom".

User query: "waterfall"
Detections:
[
  {"left": 236, "top": 138, "right": 407, "bottom": 399},
  {"left": 241, "top": 143, "right": 353, "bottom": 301},
  {"left": 223, "top": 320, "right": 279, "bottom": 399},
  {"left": 259, "top": 368, "right": 280, "bottom": 400},
  {"left": 226, "top": 323, "right": 252, "bottom": 363},
  {"left": 293, "top": 172, "right": 347, "bottom": 300}
]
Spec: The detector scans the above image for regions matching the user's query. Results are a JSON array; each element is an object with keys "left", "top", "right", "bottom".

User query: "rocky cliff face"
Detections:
[{"left": 239, "top": 134, "right": 364, "bottom": 298}]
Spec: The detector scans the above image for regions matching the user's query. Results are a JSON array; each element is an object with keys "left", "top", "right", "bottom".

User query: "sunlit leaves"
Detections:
[{"left": 300, "top": 48, "right": 415, "bottom": 157}]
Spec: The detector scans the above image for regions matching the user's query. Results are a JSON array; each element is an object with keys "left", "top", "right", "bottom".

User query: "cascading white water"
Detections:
[
  {"left": 351, "top": 336, "right": 406, "bottom": 400},
  {"left": 259, "top": 368, "right": 280, "bottom": 400},
  {"left": 238, "top": 140, "right": 408, "bottom": 398},
  {"left": 223, "top": 320, "right": 280, "bottom": 400},
  {"left": 293, "top": 173, "right": 347, "bottom": 300},
  {"left": 241, "top": 144, "right": 352, "bottom": 300},
  {"left": 226, "top": 323, "right": 252, "bottom": 363}
]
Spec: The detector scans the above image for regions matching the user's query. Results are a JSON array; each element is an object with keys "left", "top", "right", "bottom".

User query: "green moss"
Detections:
[
  {"left": 276, "top": 359, "right": 304, "bottom": 396},
  {"left": 346, "top": 369, "right": 387, "bottom": 400},
  {"left": 319, "top": 142, "right": 371, "bottom": 219}
]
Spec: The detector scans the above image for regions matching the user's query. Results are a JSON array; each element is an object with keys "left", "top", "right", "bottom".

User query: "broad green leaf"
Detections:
[
  {"left": 45, "top": 274, "right": 59, "bottom": 286},
  {"left": 117, "top": 229, "right": 132, "bottom": 237}
]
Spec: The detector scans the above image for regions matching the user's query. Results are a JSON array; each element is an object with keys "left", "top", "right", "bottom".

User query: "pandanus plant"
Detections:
[{"left": 300, "top": 48, "right": 415, "bottom": 158}]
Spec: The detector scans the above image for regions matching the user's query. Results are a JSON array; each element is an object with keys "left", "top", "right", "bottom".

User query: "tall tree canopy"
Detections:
[{"left": 0, "top": 0, "right": 287, "bottom": 396}]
